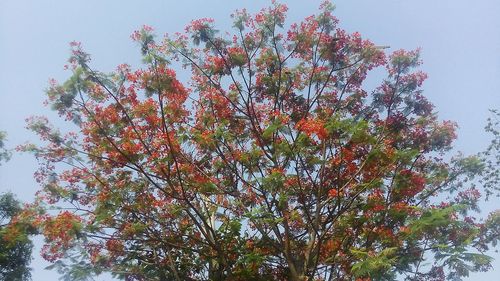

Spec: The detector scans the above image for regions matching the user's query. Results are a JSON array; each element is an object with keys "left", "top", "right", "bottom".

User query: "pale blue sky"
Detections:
[{"left": 1, "top": 1, "right": 499, "bottom": 280}]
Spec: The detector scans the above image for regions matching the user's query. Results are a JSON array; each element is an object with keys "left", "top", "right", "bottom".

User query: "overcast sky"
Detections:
[{"left": 1, "top": 0, "right": 499, "bottom": 280}]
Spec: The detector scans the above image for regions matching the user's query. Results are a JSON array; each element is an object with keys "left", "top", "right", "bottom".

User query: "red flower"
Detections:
[
  {"left": 296, "top": 118, "right": 328, "bottom": 140},
  {"left": 328, "top": 188, "right": 339, "bottom": 197}
]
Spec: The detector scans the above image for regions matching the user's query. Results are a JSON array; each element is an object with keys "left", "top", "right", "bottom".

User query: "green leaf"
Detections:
[
  {"left": 351, "top": 247, "right": 398, "bottom": 278},
  {"left": 262, "top": 120, "right": 282, "bottom": 140}
]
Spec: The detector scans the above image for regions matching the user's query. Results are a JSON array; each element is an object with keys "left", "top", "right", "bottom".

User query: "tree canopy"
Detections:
[
  {"left": 1, "top": 133, "right": 34, "bottom": 281},
  {"left": 0, "top": 131, "right": 11, "bottom": 163},
  {"left": 14, "top": 2, "right": 500, "bottom": 280},
  {"left": 0, "top": 192, "right": 34, "bottom": 281}
]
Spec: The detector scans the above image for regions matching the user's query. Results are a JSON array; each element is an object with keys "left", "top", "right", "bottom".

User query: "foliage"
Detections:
[
  {"left": 481, "top": 109, "right": 500, "bottom": 199},
  {"left": 0, "top": 193, "right": 34, "bottom": 281},
  {"left": 0, "top": 131, "right": 11, "bottom": 164},
  {"left": 18, "top": 2, "right": 499, "bottom": 281}
]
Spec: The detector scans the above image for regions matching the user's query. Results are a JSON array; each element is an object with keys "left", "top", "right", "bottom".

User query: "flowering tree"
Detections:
[
  {"left": 19, "top": 2, "right": 499, "bottom": 280},
  {"left": 0, "top": 192, "right": 34, "bottom": 281},
  {"left": 0, "top": 134, "right": 34, "bottom": 281}
]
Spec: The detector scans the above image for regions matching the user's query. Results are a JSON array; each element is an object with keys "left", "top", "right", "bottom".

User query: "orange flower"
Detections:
[
  {"left": 328, "top": 188, "right": 339, "bottom": 197},
  {"left": 296, "top": 118, "right": 328, "bottom": 140}
]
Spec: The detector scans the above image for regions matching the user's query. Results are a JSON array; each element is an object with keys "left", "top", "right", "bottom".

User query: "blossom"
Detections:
[{"left": 296, "top": 118, "right": 328, "bottom": 140}]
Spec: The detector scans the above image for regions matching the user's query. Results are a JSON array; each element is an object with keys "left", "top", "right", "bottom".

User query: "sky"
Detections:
[{"left": 1, "top": 0, "right": 499, "bottom": 280}]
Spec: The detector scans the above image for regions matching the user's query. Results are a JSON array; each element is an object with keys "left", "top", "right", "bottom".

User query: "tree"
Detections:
[
  {"left": 0, "top": 131, "right": 11, "bottom": 163},
  {"left": 482, "top": 110, "right": 500, "bottom": 199},
  {"left": 0, "top": 133, "right": 34, "bottom": 281},
  {"left": 0, "top": 193, "right": 35, "bottom": 281},
  {"left": 18, "top": 2, "right": 499, "bottom": 280}
]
